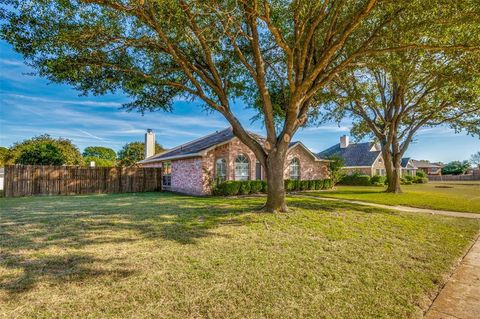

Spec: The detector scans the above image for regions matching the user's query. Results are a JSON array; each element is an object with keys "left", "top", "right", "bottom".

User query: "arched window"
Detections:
[
  {"left": 216, "top": 158, "right": 227, "bottom": 182},
  {"left": 235, "top": 154, "right": 250, "bottom": 180},
  {"left": 290, "top": 158, "right": 300, "bottom": 180}
]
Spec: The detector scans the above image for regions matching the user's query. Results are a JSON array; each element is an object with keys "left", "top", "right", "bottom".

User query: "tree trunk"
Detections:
[
  {"left": 383, "top": 151, "right": 402, "bottom": 193},
  {"left": 264, "top": 150, "right": 288, "bottom": 213}
]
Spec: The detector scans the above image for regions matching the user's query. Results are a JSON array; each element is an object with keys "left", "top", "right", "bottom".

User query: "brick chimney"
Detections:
[
  {"left": 144, "top": 129, "right": 155, "bottom": 159},
  {"left": 340, "top": 135, "right": 349, "bottom": 148}
]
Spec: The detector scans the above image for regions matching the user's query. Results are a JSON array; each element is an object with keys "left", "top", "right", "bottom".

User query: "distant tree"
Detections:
[
  {"left": 16, "top": 142, "right": 65, "bottom": 165},
  {"left": 442, "top": 161, "right": 470, "bottom": 175},
  {"left": 117, "top": 142, "right": 164, "bottom": 167},
  {"left": 326, "top": 155, "right": 345, "bottom": 186},
  {"left": 6, "top": 135, "right": 83, "bottom": 165},
  {"left": 0, "top": 146, "right": 7, "bottom": 167},
  {"left": 83, "top": 146, "right": 116, "bottom": 161},
  {"left": 83, "top": 146, "right": 117, "bottom": 167},
  {"left": 471, "top": 151, "right": 480, "bottom": 166},
  {"left": 326, "top": 51, "right": 480, "bottom": 193}
]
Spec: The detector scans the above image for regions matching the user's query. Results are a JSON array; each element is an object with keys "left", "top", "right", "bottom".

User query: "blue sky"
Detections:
[{"left": 0, "top": 40, "right": 478, "bottom": 162}]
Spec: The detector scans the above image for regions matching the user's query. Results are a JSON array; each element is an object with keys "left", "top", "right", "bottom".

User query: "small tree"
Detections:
[
  {"left": 471, "top": 151, "right": 480, "bottom": 166},
  {"left": 326, "top": 155, "right": 345, "bottom": 186},
  {"left": 6, "top": 135, "right": 83, "bottom": 165},
  {"left": 442, "top": 161, "right": 470, "bottom": 175},
  {"left": 16, "top": 142, "right": 65, "bottom": 165},
  {"left": 118, "top": 142, "right": 164, "bottom": 167}
]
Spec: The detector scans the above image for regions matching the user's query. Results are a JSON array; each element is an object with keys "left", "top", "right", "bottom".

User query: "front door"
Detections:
[{"left": 255, "top": 161, "right": 262, "bottom": 180}]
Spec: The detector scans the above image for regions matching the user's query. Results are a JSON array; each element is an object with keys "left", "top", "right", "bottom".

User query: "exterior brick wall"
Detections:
[
  {"left": 141, "top": 137, "right": 330, "bottom": 195},
  {"left": 284, "top": 144, "right": 329, "bottom": 180}
]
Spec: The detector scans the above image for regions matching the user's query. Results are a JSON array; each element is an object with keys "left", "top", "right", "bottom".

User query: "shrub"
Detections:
[
  {"left": 400, "top": 178, "right": 412, "bottom": 185},
  {"left": 340, "top": 173, "right": 371, "bottom": 186},
  {"left": 323, "top": 179, "right": 333, "bottom": 189},
  {"left": 404, "top": 175, "right": 414, "bottom": 182},
  {"left": 222, "top": 181, "right": 241, "bottom": 196},
  {"left": 284, "top": 179, "right": 296, "bottom": 191},
  {"left": 370, "top": 175, "right": 387, "bottom": 186},
  {"left": 413, "top": 176, "right": 428, "bottom": 184},
  {"left": 308, "top": 180, "right": 316, "bottom": 190},
  {"left": 238, "top": 181, "right": 251, "bottom": 195},
  {"left": 416, "top": 170, "right": 427, "bottom": 178},
  {"left": 261, "top": 181, "right": 268, "bottom": 193},
  {"left": 314, "top": 179, "right": 323, "bottom": 190},
  {"left": 250, "top": 180, "right": 263, "bottom": 193},
  {"left": 299, "top": 180, "right": 310, "bottom": 191}
]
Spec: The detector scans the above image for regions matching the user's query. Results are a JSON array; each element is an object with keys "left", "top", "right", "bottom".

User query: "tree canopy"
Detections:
[
  {"left": 0, "top": 146, "right": 8, "bottom": 167},
  {"left": 471, "top": 152, "right": 480, "bottom": 166},
  {"left": 5, "top": 135, "right": 83, "bottom": 166},
  {"left": 83, "top": 146, "right": 117, "bottom": 161},
  {"left": 442, "top": 161, "right": 470, "bottom": 175},
  {"left": 117, "top": 141, "right": 164, "bottom": 167},
  {"left": 16, "top": 142, "right": 66, "bottom": 165}
]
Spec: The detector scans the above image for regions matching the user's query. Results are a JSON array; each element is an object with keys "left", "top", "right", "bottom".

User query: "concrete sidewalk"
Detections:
[
  {"left": 424, "top": 235, "right": 480, "bottom": 319},
  {"left": 291, "top": 194, "right": 480, "bottom": 219}
]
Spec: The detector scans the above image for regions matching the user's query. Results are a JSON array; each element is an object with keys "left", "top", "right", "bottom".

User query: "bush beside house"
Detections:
[{"left": 213, "top": 178, "right": 333, "bottom": 196}]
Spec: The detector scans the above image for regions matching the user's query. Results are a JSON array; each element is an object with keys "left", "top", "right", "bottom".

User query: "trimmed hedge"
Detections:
[
  {"left": 213, "top": 178, "right": 332, "bottom": 196},
  {"left": 339, "top": 173, "right": 371, "bottom": 186}
]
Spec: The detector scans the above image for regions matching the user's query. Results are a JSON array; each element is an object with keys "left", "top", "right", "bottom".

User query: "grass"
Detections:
[
  {"left": 1, "top": 192, "right": 479, "bottom": 318},
  {"left": 306, "top": 182, "right": 480, "bottom": 214}
]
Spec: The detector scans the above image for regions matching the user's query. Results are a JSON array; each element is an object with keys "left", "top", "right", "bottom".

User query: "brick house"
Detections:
[
  {"left": 318, "top": 136, "right": 417, "bottom": 177},
  {"left": 411, "top": 160, "right": 443, "bottom": 176},
  {"left": 139, "top": 128, "right": 330, "bottom": 195}
]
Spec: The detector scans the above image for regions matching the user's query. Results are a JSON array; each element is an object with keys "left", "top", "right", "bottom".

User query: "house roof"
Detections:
[
  {"left": 411, "top": 160, "right": 443, "bottom": 168},
  {"left": 317, "top": 142, "right": 381, "bottom": 167},
  {"left": 139, "top": 127, "right": 327, "bottom": 163}
]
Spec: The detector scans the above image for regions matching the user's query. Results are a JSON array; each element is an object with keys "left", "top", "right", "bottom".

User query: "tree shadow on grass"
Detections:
[
  {"left": 0, "top": 193, "right": 262, "bottom": 295},
  {"left": 287, "top": 196, "right": 396, "bottom": 215},
  {"left": 0, "top": 252, "right": 134, "bottom": 295}
]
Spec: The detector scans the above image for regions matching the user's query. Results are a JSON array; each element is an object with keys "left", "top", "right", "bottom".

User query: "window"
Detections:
[
  {"left": 376, "top": 169, "right": 385, "bottom": 176},
  {"left": 235, "top": 154, "right": 250, "bottom": 180},
  {"left": 162, "top": 162, "right": 172, "bottom": 186},
  {"left": 216, "top": 158, "right": 227, "bottom": 183},
  {"left": 290, "top": 158, "right": 300, "bottom": 180}
]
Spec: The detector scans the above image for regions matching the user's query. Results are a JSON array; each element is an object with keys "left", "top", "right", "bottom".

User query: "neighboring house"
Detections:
[
  {"left": 318, "top": 136, "right": 417, "bottom": 177},
  {"left": 411, "top": 160, "right": 443, "bottom": 176},
  {"left": 318, "top": 136, "right": 385, "bottom": 177},
  {"left": 139, "top": 128, "right": 330, "bottom": 195},
  {"left": 400, "top": 158, "right": 418, "bottom": 176}
]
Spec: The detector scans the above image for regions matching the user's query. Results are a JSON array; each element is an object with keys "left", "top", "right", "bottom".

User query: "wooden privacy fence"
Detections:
[
  {"left": 3, "top": 165, "right": 162, "bottom": 197},
  {"left": 428, "top": 174, "right": 480, "bottom": 181}
]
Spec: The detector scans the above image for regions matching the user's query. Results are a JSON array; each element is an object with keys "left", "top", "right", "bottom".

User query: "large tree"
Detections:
[
  {"left": 5, "top": 135, "right": 83, "bottom": 166},
  {"left": 2, "top": 1, "right": 479, "bottom": 211},
  {"left": 325, "top": 51, "right": 480, "bottom": 192}
]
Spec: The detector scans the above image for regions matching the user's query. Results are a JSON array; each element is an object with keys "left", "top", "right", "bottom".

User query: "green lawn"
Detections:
[
  {"left": 1, "top": 193, "right": 479, "bottom": 318},
  {"left": 306, "top": 182, "right": 480, "bottom": 214}
]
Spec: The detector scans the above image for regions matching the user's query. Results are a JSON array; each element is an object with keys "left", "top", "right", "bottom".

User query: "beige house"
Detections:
[{"left": 139, "top": 128, "right": 330, "bottom": 195}]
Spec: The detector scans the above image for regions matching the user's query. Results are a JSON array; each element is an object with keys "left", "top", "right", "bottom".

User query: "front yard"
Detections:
[
  {"left": 1, "top": 193, "right": 479, "bottom": 318},
  {"left": 307, "top": 182, "right": 480, "bottom": 214}
]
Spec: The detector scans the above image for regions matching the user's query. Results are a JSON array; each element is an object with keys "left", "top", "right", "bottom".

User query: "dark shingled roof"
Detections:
[
  {"left": 141, "top": 128, "right": 235, "bottom": 162},
  {"left": 317, "top": 142, "right": 380, "bottom": 167},
  {"left": 140, "top": 127, "right": 324, "bottom": 163},
  {"left": 401, "top": 157, "right": 411, "bottom": 168}
]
